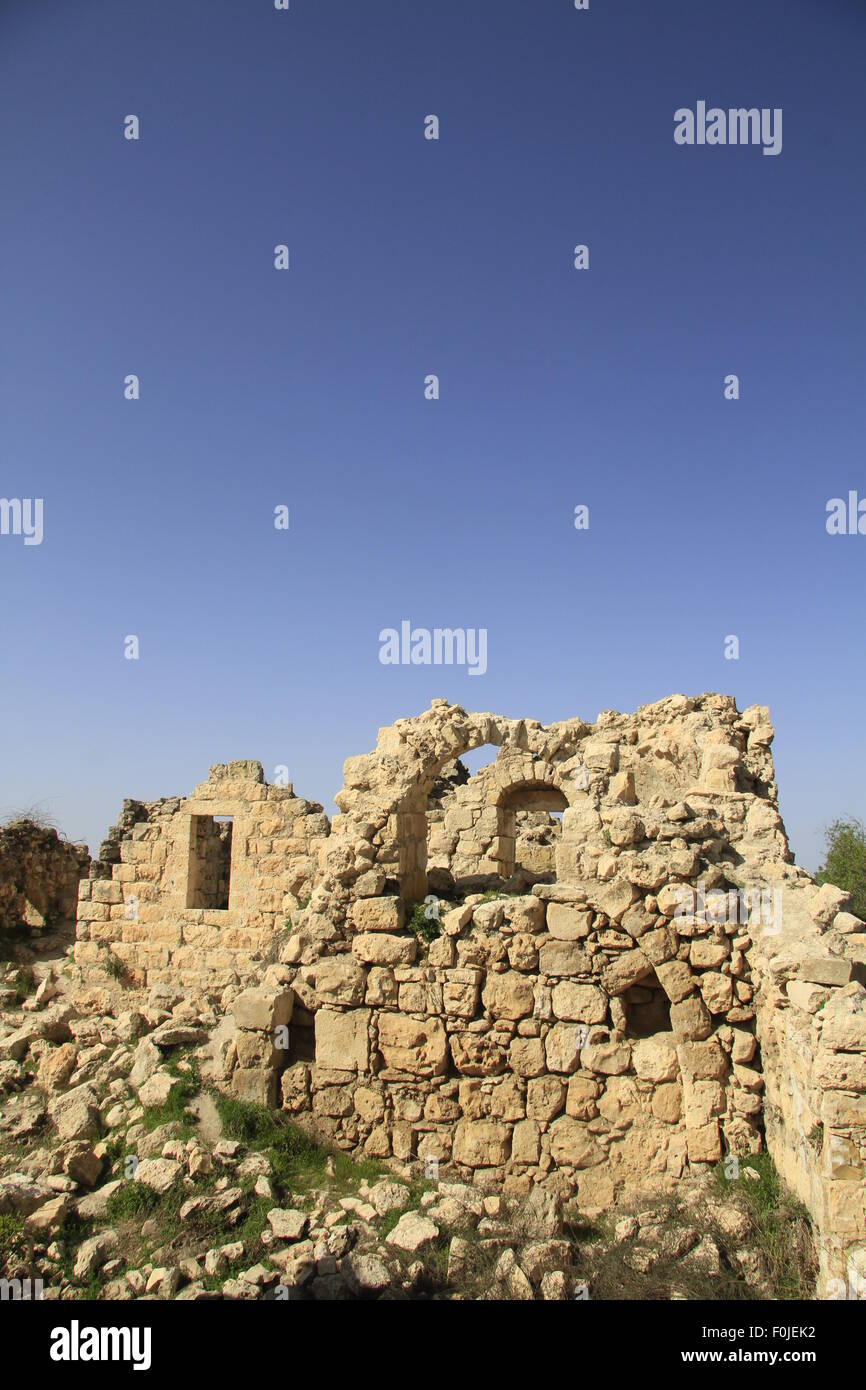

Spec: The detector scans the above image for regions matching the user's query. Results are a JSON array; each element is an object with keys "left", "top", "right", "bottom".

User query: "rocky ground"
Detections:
[{"left": 0, "top": 941, "right": 816, "bottom": 1302}]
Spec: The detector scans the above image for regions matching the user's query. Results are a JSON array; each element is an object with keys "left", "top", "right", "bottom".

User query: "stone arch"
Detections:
[
  {"left": 329, "top": 702, "right": 590, "bottom": 902},
  {"left": 490, "top": 761, "right": 571, "bottom": 884},
  {"left": 406, "top": 753, "right": 581, "bottom": 900}
]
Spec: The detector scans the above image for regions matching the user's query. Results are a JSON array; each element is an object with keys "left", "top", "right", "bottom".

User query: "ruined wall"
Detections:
[
  {"left": 227, "top": 696, "right": 789, "bottom": 1212},
  {"left": 73, "top": 693, "right": 865, "bottom": 1295},
  {"left": 0, "top": 819, "right": 90, "bottom": 932},
  {"left": 746, "top": 872, "right": 866, "bottom": 1297},
  {"left": 426, "top": 758, "right": 564, "bottom": 892},
  {"left": 73, "top": 761, "right": 329, "bottom": 995}
]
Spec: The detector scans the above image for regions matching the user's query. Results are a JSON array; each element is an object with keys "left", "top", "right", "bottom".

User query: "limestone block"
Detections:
[
  {"left": 580, "top": 1034, "right": 631, "bottom": 1076},
  {"left": 232, "top": 1067, "right": 278, "bottom": 1108},
  {"left": 689, "top": 940, "right": 730, "bottom": 969},
  {"left": 546, "top": 904, "right": 592, "bottom": 941},
  {"left": 352, "top": 933, "right": 417, "bottom": 966},
  {"left": 315, "top": 955, "right": 367, "bottom": 1007},
  {"left": 511, "top": 1119, "right": 541, "bottom": 1165},
  {"left": 443, "top": 979, "right": 480, "bottom": 1019},
  {"left": 489, "top": 1074, "right": 526, "bottom": 1121},
  {"left": 604, "top": 809, "right": 645, "bottom": 848},
  {"left": 593, "top": 878, "right": 638, "bottom": 922},
  {"left": 508, "top": 1037, "right": 546, "bottom": 1077},
  {"left": 810, "top": 884, "right": 850, "bottom": 927},
  {"left": 632, "top": 1036, "right": 679, "bottom": 1083},
  {"left": 233, "top": 989, "right": 293, "bottom": 1033},
  {"left": 654, "top": 959, "right": 696, "bottom": 1004},
  {"left": 547, "top": 1116, "right": 604, "bottom": 1168},
  {"left": 453, "top": 1119, "right": 510, "bottom": 1168},
  {"left": 652, "top": 1083, "right": 682, "bottom": 1124},
  {"left": 698, "top": 971, "right": 733, "bottom": 1014},
  {"left": 365, "top": 967, "right": 398, "bottom": 1007},
  {"left": 815, "top": 1052, "right": 866, "bottom": 1091},
  {"left": 526, "top": 1076, "right": 566, "bottom": 1122},
  {"left": 481, "top": 970, "right": 536, "bottom": 1021},
  {"left": 786, "top": 980, "right": 830, "bottom": 1014},
  {"left": 350, "top": 897, "right": 405, "bottom": 933},
  {"left": 608, "top": 771, "right": 637, "bottom": 805},
  {"left": 799, "top": 956, "right": 852, "bottom": 988},
  {"left": 820, "top": 986, "right": 866, "bottom": 1051},
  {"left": 676, "top": 1039, "right": 727, "bottom": 1080},
  {"left": 449, "top": 1032, "right": 508, "bottom": 1076},
  {"left": 670, "top": 994, "right": 712, "bottom": 1040},
  {"left": 565, "top": 1075, "right": 599, "bottom": 1120},
  {"left": 685, "top": 1121, "right": 722, "bottom": 1164},
  {"left": 551, "top": 982, "right": 608, "bottom": 1024},
  {"left": 314, "top": 1008, "right": 370, "bottom": 1072},
  {"left": 641, "top": 926, "right": 678, "bottom": 966},
  {"left": 603, "top": 949, "right": 652, "bottom": 997},
  {"left": 544, "top": 1022, "right": 585, "bottom": 1074},
  {"left": 376, "top": 1015, "right": 448, "bottom": 1077},
  {"left": 538, "top": 938, "right": 592, "bottom": 976}
]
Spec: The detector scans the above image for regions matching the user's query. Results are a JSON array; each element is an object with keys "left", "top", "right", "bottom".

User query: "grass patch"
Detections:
[
  {"left": 214, "top": 1093, "right": 386, "bottom": 1198},
  {"left": 571, "top": 1156, "right": 817, "bottom": 1302},
  {"left": 714, "top": 1152, "right": 816, "bottom": 1299},
  {"left": 0, "top": 1213, "right": 27, "bottom": 1264},
  {"left": 10, "top": 965, "right": 36, "bottom": 1001},
  {"left": 393, "top": 1221, "right": 502, "bottom": 1299},
  {"left": 105, "top": 1182, "right": 163, "bottom": 1224},
  {"left": 140, "top": 1053, "right": 201, "bottom": 1136}
]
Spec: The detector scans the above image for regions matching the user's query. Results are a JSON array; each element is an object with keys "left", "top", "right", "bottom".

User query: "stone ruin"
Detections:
[
  {"left": 0, "top": 820, "right": 90, "bottom": 935},
  {"left": 71, "top": 693, "right": 866, "bottom": 1297}
]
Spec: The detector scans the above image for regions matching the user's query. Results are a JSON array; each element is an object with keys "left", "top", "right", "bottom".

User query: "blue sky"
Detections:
[{"left": 1, "top": 0, "right": 864, "bottom": 869}]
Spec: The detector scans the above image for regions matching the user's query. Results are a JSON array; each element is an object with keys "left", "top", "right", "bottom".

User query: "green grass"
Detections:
[
  {"left": 10, "top": 965, "right": 36, "bottom": 1001},
  {"left": 105, "top": 1182, "right": 164, "bottom": 1224},
  {"left": 0, "top": 1213, "right": 26, "bottom": 1263},
  {"left": 713, "top": 1152, "right": 817, "bottom": 1299},
  {"left": 140, "top": 1053, "right": 201, "bottom": 1135},
  {"left": 214, "top": 1093, "right": 385, "bottom": 1198}
]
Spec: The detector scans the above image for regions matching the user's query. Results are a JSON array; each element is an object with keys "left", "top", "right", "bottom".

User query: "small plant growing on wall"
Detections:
[{"left": 406, "top": 900, "right": 441, "bottom": 943}]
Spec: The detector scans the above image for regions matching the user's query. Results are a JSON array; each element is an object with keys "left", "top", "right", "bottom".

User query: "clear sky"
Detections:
[{"left": 1, "top": 0, "right": 864, "bottom": 870}]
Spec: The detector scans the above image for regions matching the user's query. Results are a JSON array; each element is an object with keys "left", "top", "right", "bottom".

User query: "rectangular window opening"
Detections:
[{"left": 187, "top": 814, "right": 233, "bottom": 910}]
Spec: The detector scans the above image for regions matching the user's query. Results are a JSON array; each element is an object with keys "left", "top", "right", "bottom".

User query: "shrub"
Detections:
[{"left": 816, "top": 817, "right": 866, "bottom": 920}]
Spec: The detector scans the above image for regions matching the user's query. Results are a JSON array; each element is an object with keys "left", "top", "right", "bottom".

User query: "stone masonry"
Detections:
[
  {"left": 73, "top": 761, "right": 328, "bottom": 994},
  {"left": 72, "top": 694, "right": 866, "bottom": 1296}
]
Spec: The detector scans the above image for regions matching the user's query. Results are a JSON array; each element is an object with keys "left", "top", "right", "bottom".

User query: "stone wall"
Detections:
[
  {"left": 746, "top": 872, "right": 866, "bottom": 1297},
  {"left": 73, "top": 762, "right": 329, "bottom": 995},
  {"left": 225, "top": 696, "right": 791, "bottom": 1205},
  {"left": 0, "top": 819, "right": 90, "bottom": 933},
  {"left": 426, "top": 758, "right": 564, "bottom": 892},
  {"left": 72, "top": 693, "right": 866, "bottom": 1296}
]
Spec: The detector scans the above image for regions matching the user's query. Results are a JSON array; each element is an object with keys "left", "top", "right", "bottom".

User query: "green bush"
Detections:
[
  {"left": 816, "top": 817, "right": 866, "bottom": 920},
  {"left": 406, "top": 900, "right": 441, "bottom": 943}
]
